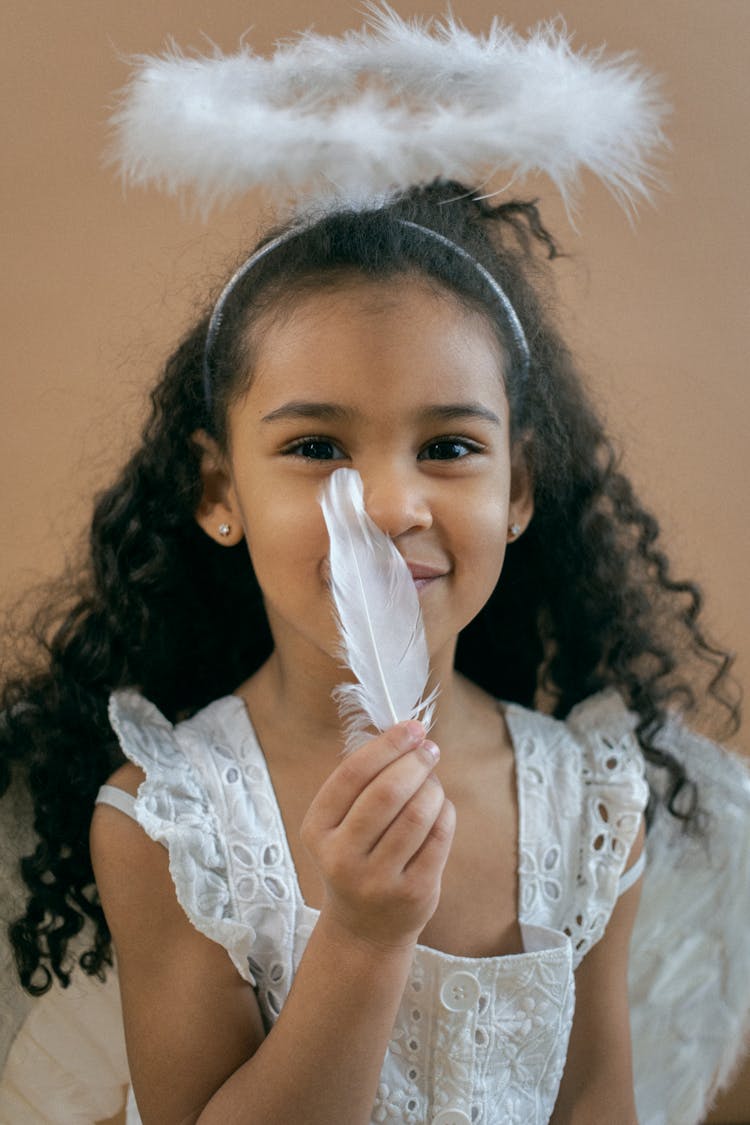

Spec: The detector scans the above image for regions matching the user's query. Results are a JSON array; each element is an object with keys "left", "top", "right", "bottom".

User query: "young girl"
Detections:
[{"left": 0, "top": 14, "right": 747, "bottom": 1125}]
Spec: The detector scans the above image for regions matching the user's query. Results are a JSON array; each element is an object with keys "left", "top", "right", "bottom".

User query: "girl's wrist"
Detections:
[{"left": 316, "top": 902, "right": 420, "bottom": 963}]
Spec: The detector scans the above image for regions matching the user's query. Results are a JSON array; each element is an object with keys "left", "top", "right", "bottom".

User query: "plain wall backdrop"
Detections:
[{"left": 2, "top": 1, "right": 748, "bottom": 1121}]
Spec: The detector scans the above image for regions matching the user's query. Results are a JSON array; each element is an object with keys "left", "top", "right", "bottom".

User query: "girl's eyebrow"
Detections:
[
  {"left": 261, "top": 401, "right": 502, "bottom": 425},
  {"left": 426, "top": 403, "right": 502, "bottom": 426},
  {"left": 262, "top": 401, "right": 351, "bottom": 423}
]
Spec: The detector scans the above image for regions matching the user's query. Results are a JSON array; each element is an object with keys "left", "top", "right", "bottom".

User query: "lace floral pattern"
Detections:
[
  {"left": 107, "top": 686, "right": 649, "bottom": 1125},
  {"left": 108, "top": 692, "right": 260, "bottom": 977},
  {"left": 506, "top": 691, "right": 649, "bottom": 969}
]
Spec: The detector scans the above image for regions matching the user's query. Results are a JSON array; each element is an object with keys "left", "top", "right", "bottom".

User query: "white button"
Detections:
[
  {"left": 440, "top": 970, "right": 481, "bottom": 1012},
  {"left": 433, "top": 1111, "right": 471, "bottom": 1125}
]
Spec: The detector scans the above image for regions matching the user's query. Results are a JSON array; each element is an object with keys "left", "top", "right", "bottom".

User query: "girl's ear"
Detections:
[
  {"left": 507, "top": 435, "right": 535, "bottom": 542},
  {"left": 190, "top": 429, "right": 245, "bottom": 546}
]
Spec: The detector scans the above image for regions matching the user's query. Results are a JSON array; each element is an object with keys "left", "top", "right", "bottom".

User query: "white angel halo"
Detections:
[{"left": 109, "top": 4, "right": 669, "bottom": 217}]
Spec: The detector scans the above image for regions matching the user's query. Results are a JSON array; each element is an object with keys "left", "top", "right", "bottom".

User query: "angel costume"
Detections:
[
  {"left": 1, "top": 685, "right": 748, "bottom": 1124},
  {"left": 2, "top": 12, "right": 749, "bottom": 1125}
]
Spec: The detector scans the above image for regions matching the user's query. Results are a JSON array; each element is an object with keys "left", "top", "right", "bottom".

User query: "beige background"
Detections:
[{"left": 2, "top": 1, "right": 748, "bottom": 1121}]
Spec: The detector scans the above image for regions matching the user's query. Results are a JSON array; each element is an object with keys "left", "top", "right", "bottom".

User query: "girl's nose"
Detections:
[{"left": 361, "top": 467, "right": 433, "bottom": 539}]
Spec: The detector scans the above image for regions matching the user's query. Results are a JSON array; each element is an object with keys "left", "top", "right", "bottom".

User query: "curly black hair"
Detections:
[{"left": 0, "top": 182, "right": 739, "bottom": 998}]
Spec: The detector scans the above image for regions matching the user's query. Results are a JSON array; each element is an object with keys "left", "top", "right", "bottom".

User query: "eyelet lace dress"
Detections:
[{"left": 2, "top": 688, "right": 748, "bottom": 1124}]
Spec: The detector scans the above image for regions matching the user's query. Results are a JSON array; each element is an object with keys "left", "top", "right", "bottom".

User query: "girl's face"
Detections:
[{"left": 195, "top": 276, "right": 533, "bottom": 670}]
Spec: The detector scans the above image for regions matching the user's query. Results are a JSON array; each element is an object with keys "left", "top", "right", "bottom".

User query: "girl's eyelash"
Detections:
[
  {"left": 419, "top": 437, "right": 484, "bottom": 459},
  {"left": 281, "top": 435, "right": 485, "bottom": 461},
  {"left": 283, "top": 436, "right": 345, "bottom": 459}
]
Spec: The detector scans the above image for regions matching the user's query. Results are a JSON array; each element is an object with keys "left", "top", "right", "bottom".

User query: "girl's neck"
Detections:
[{"left": 234, "top": 633, "right": 486, "bottom": 769}]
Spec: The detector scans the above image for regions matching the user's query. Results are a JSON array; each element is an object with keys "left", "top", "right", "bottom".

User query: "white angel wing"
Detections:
[
  {"left": 0, "top": 777, "right": 130, "bottom": 1122},
  {"left": 0, "top": 774, "right": 36, "bottom": 1073},
  {"left": 630, "top": 722, "right": 750, "bottom": 1124}
]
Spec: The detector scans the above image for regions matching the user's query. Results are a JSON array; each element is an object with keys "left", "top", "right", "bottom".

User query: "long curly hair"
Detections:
[{"left": 0, "top": 182, "right": 739, "bottom": 998}]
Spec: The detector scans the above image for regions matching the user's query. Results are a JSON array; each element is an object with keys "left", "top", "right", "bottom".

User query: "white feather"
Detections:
[
  {"left": 628, "top": 721, "right": 750, "bottom": 1123},
  {"left": 319, "top": 468, "right": 437, "bottom": 755},
  {"left": 108, "top": 6, "right": 668, "bottom": 217}
]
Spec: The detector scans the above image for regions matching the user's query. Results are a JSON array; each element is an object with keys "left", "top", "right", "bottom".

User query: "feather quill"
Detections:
[{"left": 319, "top": 468, "right": 437, "bottom": 754}]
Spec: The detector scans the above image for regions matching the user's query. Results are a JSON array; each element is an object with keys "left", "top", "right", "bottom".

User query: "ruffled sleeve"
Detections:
[
  {"left": 107, "top": 689, "right": 256, "bottom": 981},
  {"left": 510, "top": 688, "right": 649, "bottom": 969},
  {"left": 562, "top": 689, "right": 649, "bottom": 964}
]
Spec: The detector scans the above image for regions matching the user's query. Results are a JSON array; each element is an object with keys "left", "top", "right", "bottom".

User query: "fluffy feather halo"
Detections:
[{"left": 108, "top": 4, "right": 669, "bottom": 215}]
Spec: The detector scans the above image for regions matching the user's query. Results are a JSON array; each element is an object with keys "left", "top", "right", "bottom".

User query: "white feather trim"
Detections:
[
  {"left": 108, "top": 6, "right": 668, "bottom": 215},
  {"left": 630, "top": 721, "right": 750, "bottom": 1124}
]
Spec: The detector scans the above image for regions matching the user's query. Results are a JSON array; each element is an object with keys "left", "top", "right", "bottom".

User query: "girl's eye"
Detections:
[
  {"left": 419, "top": 438, "right": 480, "bottom": 461},
  {"left": 285, "top": 437, "right": 345, "bottom": 461}
]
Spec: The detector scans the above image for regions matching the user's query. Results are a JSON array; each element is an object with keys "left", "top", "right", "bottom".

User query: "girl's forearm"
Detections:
[{"left": 196, "top": 911, "right": 414, "bottom": 1125}]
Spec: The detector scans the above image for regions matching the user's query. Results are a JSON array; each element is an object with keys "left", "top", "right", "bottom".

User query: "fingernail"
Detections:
[
  {"left": 421, "top": 739, "right": 440, "bottom": 762},
  {"left": 397, "top": 721, "right": 425, "bottom": 749}
]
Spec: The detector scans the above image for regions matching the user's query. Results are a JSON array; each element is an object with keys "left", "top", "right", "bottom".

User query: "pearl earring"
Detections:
[
  {"left": 218, "top": 523, "right": 231, "bottom": 537},
  {"left": 508, "top": 522, "right": 522, "bottom": 539}
]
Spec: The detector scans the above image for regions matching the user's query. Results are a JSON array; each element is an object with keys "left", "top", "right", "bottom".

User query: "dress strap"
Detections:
[
  {"left": 617, "top": 848, "right": 646, "bottom": 896},
  {"left": 95, "top": 785, "right": 137, "bottom": 820}
]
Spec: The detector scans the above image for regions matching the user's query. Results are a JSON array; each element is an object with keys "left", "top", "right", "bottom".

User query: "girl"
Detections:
[{"left": 1, "top": 14, "right": 747, "bottom": 1125}]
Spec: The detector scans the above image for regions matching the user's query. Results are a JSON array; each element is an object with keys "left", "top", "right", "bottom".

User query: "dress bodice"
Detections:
[
  {"left": 3, "top": 689, "right": 748, "bottom": 1125},
  {"left": 101, "top": 686, "right": 647, "bottom": 1125}
]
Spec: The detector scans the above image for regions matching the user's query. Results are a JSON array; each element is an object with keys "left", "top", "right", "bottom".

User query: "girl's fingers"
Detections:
[
  {"left": 403, "top": 797, "right": 456, "bottom": 882},
  {"left": 305, "top": 722, "right": 427, "bottom": 832},
  {"left": 340, "top": 741, "right": 440, "bottom": 854},
  {"left": 369, "top": 774, "right": 447, "bottom": 871}
]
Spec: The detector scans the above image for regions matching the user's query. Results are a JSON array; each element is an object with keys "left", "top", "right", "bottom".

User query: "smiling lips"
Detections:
[
  {"left": 320, "top": 558, "right": 447, "bottom": 590},
  {"left": 406, "top": 562, "right": 448, "bottom": 590}
]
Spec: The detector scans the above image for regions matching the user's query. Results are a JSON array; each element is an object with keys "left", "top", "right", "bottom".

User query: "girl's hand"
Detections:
[{"left": 300, "top": 722, "right": 456, "bottom": 950}]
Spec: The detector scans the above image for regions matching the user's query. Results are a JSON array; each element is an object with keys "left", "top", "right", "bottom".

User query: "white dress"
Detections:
[{"left": 1, "top": 686, "right": 748, "bottom": 1125}]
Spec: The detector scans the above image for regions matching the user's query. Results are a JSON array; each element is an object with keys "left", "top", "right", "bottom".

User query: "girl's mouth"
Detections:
[{"left": 406, "top": 562, "right": 449, "bottom": 591}]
